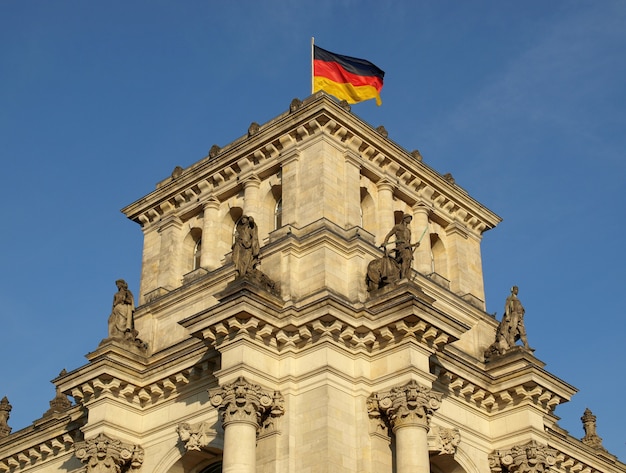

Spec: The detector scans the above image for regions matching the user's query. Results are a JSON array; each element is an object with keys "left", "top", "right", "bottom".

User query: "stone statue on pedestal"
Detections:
[{"left": 485, "top": 286, "right": 532, "bottom": 360}]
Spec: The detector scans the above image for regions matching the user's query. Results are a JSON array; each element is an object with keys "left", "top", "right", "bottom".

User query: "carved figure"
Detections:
[
  {"left": 177, "top": 422, "right": 213, "bottom": 451},
  {"left": 366, "top": 248, "right": 401, "bottom": 291},
  {"left": 232, "top": 215, "right": 260, "bottom": 277},
  {"left": 381, "top": 213, "right": 418, "bottom": 280},
  {"left": 485, "top": 286, "right": 532, "bottom": 359},
  {"left": 108, "top": 279, "right": 134, "bottom": 339}
]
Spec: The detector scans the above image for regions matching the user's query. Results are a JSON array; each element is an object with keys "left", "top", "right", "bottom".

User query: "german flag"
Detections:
[{"left": 313, "top": 45, "right": 385, "bottom": 106}]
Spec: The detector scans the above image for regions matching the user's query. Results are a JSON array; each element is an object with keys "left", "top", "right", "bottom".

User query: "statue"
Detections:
[
  {"left": 485, "top": 286, "right": 532, "bottom": 359},
  {"left": 104, "top": 280, "right": 147, "bottom": 351},
  {"left": 230, "top": 215, "right": 279, "bottom": 295},
  {"left": 232, "top": 215, "right": 260, "bottom": 277},
  {"left": 382, "top": 213, "right": 418, "bottom": 280},
  {"left": 108, "top": 279, "right": 135, "bottom": 338},
  {"left": 366, "top": 213, "right": 420, "bottom": 291}
]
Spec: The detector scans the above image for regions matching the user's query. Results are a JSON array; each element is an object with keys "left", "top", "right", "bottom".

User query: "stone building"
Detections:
[{"left": 0, "top": 93, "right": 623, "bottom": 473}]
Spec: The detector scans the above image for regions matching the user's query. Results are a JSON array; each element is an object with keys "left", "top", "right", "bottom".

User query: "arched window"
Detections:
[
  {"left": 193, "top": 238, "right": 202, "bottom": 270},
  {"left": 183, "top": 227, "right": 203, "bottom": 275},
  {"left": 274, "top": 198, "right": 283, "bottom": 229}
]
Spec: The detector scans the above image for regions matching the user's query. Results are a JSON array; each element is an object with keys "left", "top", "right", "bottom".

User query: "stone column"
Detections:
[
  {"left": 210, "top": 377, "right": 284, "bottom": 473},
  {"left": 412, "top": 204, "right": 432, "bottom": 274},
  {"left": 243, "top": 175, "right": 262, "bottom": 223},
  {"left": 368, "top": 380, "right": 441, "bottom": 473},
  {"left": 377, "top": 179, "right": 395, "bottom": 246},
  {"left": 344, "top": 150, "right": 362, "bottom": 229},
  {"left": 201, "top": 196, "right": 221, "bottom": 270},
  {"left": 278, "top": 149, "right": 300, "bottom": 227}
]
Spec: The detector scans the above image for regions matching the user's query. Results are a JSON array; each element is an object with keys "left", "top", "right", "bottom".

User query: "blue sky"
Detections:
[{"left": 1, "top": 0, "right": 624, "bottom": 460}]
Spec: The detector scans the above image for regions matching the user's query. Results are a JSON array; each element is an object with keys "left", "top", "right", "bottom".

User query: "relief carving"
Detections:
[
  {"left": 74, "top": 433, "right": 144, "bottom": 473},
  {"left": 209, "top": 377, "right": 284, "bottom": 433},
  {"left": 368, "top": 380, "right": 441, "bottom": 432},
  {"left": 429, "top": 425, "right": 461, "bottom": 455},
  {"left": 177, "top": 421, "right": 214, "bottom": 451}
]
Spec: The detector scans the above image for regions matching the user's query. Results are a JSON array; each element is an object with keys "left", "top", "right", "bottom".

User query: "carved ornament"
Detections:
[
  {"left": 209, "top": 377, "right": 284, "bottom": 432},
  {"left": 581, "top": 408, "right": 606, "bottom": 451},
  {"left": 428, "top": 425, "right": 461, "bottom": 455},
  {"left": 368, "top": 380, "right": 442, "bottom": 432},
  {"left": 177, "top": 421, "right": 214, "bottom": 451},
  {"left": 489, "top": 441, "right": 557, "bottom": 473},
  {"left": 74, "top": 433, "right": 144, "bottom": 473}
]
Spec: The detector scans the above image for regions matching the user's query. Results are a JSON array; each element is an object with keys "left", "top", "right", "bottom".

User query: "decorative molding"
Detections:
[
  {"left": 0, "top": 432, "right": 77, "bottom": 472},
  {"left": 69, "top": 360, "right": 215, "bottom": 407},
  {"left": 200, "top": 313, "right": 451, "bottom": 355},
  {"left": 368, "top": 380, "right": 442, "bottom": 432},
  {"left": 433, "top": 365, "right": 564, "bottom": 414},
  {"left": 74, "top": 433, "right": 143, "bottom": 472},
  {"left": 209, "top": 377, "right": 284, "bottom": 433}
]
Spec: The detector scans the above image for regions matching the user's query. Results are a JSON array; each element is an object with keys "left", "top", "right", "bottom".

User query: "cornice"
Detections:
[
  {"left": 546, "top": 431, "right": 625, "bottom": 473},
  {"left": 181, "top": 282, "right": 466, "bottom": 356},
  {"left": 56, "top": 339, "right": 219, "bottom": 410},
  {"left": 121, "top": 94, "right": 500, "bottom": 237},
  {"left": 0, "top": 410, "right": 83, "bottom": 473},
  {"left": 430, "top": 348, "right": 577, "bottom": 415}
]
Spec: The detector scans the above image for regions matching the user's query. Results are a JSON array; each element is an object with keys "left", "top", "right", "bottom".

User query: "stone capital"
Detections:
[
  {"left": 74, "top": 433, "right": 144, "bottom": 472},
  {"left": 368, "top": 380, "right": 442, "bottom": 432},
  {"left": 209, "top": 377, "right": 284, "bottom": 431},
  {"left": 489, "top": 441, "right": 557, "bottom": 473}
]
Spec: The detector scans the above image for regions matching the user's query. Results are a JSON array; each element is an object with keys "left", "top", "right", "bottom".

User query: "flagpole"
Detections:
[{"left": 311, "top": 37, "right": 315, "bottom": 94}]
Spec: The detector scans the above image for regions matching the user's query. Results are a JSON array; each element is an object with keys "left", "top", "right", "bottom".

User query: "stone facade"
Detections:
[{"left": 0, "top": 93, "right": 623, "bottom": 473}]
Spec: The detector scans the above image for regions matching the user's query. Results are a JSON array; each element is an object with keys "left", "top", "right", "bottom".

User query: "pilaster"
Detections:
[{"left": 157, "top": 215, "right": 184, "bottom": 291}]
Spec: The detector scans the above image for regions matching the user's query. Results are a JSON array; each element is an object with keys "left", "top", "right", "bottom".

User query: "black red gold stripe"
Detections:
[{"left": 313, "top": 45, "right": 385, "bottom": 106}]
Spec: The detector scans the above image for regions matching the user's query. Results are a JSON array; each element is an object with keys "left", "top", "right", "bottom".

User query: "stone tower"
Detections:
[{"left": 1, "top": 93, "right": 623, "bottom": 473}]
